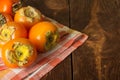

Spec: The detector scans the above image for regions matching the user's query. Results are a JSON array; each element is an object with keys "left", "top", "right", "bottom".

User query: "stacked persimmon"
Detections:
[{"left": 0, "top": 0, "right": 59, "bottom": 68}]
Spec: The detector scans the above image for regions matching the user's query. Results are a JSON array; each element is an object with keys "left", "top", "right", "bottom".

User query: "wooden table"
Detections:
[{"left": 24, "top": 0, "right": 120, "bottom": 80}]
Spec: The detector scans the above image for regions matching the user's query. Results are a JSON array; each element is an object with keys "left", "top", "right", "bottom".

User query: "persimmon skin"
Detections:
[
  {"left": 29, "top": 21, "right": 59, "bottom": 52},
  {"left": 2, "top": 38, "right": 37, "bottom": 68}
]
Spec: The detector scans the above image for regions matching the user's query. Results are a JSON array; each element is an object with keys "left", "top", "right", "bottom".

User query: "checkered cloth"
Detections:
[{"left": 0, "top": 17, "right": 88, "bottom": 80}]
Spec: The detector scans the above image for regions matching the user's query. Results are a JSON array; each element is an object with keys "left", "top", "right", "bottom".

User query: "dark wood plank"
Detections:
[
  {"left": 41, "top": 56, "right": 72, "bottom": 80},
  {"left": 70, "top": 0, "right": 120, "bottom": 80},
  {"left": 70, "top": 0, "right": 99, "bottom": 80},
  {"left": 23, "top": 0, "right": 72, "bottom": 80},
  {"left": 97, "top": 0, "right": 120, "bottom": 80},
  {"left": 69, "top": 0, "right": 93, "bottom": 31}
]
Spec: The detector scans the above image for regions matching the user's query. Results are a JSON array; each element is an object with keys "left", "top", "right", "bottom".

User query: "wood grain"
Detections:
[
  {"left": 70, "top": 0, "right": 99, "bottom": 80},
  {"left": 69, "top": 0, "right": 93, "bottom": 31},
  {"left": 70, "top": 0, "right": 120, "bottom": 80}
]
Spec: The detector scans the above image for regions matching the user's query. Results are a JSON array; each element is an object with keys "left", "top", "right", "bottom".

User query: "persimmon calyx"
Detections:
[
  {"left": 45, "top": 31, "right": 59, "bottom": 51},
  {"left": 7, "top": 42, "right": 33, "bottom": 67},
  {"left": 0, "top": 26, "right": 15, "bottom": 41},
  {"left": 0, "top": 13, "right": 7, "bottom": 26},
  {"left": 24, "top": 6, "right": 41, "bottom": 21}
]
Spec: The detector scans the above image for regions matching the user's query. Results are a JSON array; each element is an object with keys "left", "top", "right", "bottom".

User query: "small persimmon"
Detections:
[
  {"left": 14, "top": 6, "right": 43, "bottom": 30},
  {"left": 2, "top": 38, "right": 37, "bottom": 68},
  {"left": 29, "top": 21, "right": 59, "bottom": 52}
]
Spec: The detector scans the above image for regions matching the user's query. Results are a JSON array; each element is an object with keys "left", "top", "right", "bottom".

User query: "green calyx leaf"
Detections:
[{"left": 45, "top": 31, "right": 59, "bottom": 51}]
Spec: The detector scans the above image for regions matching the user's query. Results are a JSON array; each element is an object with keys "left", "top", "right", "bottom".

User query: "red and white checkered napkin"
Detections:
[{"left": 0, "top": 17, "right": 88, "bottom": 80}]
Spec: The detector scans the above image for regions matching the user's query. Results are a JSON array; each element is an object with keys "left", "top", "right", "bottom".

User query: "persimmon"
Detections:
[
  {"left": 2, "top": 38, "right": 37, "bottom": 68},
  {"left": 29, "top": 21, "right": 59, "bottom": 52},
  {"left": 14, "top": 6, "right": 43, "bottom": 30}
]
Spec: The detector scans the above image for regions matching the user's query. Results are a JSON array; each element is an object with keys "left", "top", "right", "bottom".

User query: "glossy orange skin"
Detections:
[
  {"left": 2, "top": 38, "right": 37, "bottom": 68},
  {"left": 0, "top": 22, "right": 27, "bottom": 46},
  {"left": 29, "top": 21, "right": 58, "bottom": 52},
  {"left": 14, "top": 6, "right": 43, "bottom": 30},
  {"left": 0, "top": 0, "right": 19, "bottom": 15}
]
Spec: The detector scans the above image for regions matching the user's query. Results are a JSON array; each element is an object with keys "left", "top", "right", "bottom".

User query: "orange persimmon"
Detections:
[
  {"left": 14, "top": 6, "right": 43, "bottom": 30},
  {"left": 2, "top": 38, "right": 37, "bottom": 68},
  {"left": 29, "top": 21, "right": 59, "bottom": 52}
]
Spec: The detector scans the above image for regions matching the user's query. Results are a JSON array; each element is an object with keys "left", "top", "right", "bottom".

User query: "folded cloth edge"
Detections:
[{"left": 25, "top": 33, "right": 88, "bottom": 80}]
